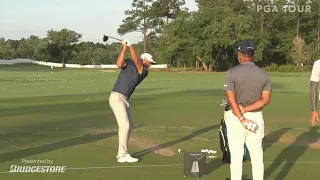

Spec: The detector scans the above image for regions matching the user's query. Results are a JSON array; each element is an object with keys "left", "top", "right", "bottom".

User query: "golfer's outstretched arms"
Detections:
[
  {"left": 116, "top": 42, "right": 128, "bottom": 68},
  {"left": 128, "top": 45, "right": 143, "bottom": 73},
  {"left": 243, "top": 78, "right": 272, "bottom": 113}
]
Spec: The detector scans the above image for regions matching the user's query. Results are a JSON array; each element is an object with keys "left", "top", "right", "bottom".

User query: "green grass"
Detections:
[{"left": 0, "top": 64, "right": 319, "bottom": 180}]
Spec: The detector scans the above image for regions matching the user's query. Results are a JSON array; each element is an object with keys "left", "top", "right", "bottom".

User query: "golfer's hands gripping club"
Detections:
[
  {"left": 121, "top": 39, "right": 131, "bottom": 47},
  {"left": 311, "top": 110, "right": 320, "bottom": 126},
  {"left": 241, "top": 118, "right": 258, "bottom": 133}
]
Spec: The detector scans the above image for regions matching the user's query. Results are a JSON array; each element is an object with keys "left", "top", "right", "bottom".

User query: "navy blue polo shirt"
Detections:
[{"left": 112, "top": 59, "right": 148, "bottom": 98}]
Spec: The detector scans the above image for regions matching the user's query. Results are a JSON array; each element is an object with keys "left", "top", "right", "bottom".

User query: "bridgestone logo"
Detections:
[{"left": 9, "top": 165, "right": 66, "bottom": 173}]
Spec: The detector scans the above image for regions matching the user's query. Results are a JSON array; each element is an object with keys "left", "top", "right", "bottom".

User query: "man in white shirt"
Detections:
[{"left": 310, "top": 59, "right": 320, "bottom": 126}]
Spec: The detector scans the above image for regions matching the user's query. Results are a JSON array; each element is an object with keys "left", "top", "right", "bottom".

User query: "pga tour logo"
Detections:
[{"left": 254, "top": 0, "right": 313, "bottom": 13}]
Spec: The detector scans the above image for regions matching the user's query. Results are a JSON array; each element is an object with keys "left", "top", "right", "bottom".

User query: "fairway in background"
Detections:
[{"left": 0, "top": 64, "right": 319, "bottom": 180}]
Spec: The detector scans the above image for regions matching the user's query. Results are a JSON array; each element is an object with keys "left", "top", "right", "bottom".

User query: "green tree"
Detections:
[
  {"left": 118, "top": 0, "right": 153, "bottom": 53},
  {"left": 291, "top": 35, "right": 309, "bottom": 66},
  {"left": 155, "top": 11, "right": 193, "bottom": 68},
  {"left": 16, "top": 35, "right": 43, "bottom": 60},
  {"left": 118, "top": 0, "right": 187, "bottom": 53},
  {"left": 0, "top": 39, "right": 19, "bottom": 59},
  {"left": 46, "top": 28, "right": 82, "bottom": 67}
]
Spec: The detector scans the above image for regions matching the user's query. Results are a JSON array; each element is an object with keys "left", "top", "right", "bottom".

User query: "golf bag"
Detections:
[{"left": 219, "top": 100, "right": 249, "bottom": 163}]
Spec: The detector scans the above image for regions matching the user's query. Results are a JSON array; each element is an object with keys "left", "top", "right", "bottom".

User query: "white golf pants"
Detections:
[
  {"left": 224, "top": 110, "right": 265, "bottom": 180},
  {"left": 109, "top": 91, "right": 133, "bottom": 158}
]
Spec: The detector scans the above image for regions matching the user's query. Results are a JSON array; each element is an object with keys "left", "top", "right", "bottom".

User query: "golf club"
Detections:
[{"left": 103, "top": 35, "right": 122, "bottom": 42}]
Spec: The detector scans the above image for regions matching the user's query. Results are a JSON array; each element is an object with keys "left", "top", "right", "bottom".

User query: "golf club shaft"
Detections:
[{"left": 107, "top": 35, "right": 122, "bottom": 41}]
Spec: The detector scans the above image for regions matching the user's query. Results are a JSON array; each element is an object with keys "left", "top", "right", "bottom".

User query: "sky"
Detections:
[{"left": 0, "top": 0, "right": 198, "bottom": 44}]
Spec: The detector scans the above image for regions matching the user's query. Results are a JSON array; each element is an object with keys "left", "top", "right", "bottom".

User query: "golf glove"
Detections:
[
  {"left": 123, "top": 39, "right": 131, "bottom": 47},
  {"left": 246, "top": 122, "right": 258, "bottom": 132}
]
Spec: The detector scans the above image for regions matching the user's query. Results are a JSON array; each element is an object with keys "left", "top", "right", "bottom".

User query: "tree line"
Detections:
[
  {"left": 0, "top": 29, "right": 125, "bottom": 67},
  {"left": 1, "top": 0, "right": 319, "bottom": 71}
]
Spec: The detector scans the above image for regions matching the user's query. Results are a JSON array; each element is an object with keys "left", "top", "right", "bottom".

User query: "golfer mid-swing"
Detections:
[
  {"left": 109, "top": 39, "right": 155, "bottom": 163},
  {"left": 224, "top": 40, "right": 272, "bottom": 180}
]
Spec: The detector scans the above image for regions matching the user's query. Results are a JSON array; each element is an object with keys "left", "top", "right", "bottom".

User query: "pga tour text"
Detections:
[{"left": 257, "top": 5, "right": 311, "bottom": 13}]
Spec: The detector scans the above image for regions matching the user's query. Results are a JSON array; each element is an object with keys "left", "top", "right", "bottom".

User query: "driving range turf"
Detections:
[{"left": 0, "top": 64, "right": 319, "bottom": 180}]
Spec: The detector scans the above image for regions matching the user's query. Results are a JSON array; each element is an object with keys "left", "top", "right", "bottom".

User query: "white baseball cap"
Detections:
[{"left": 140, "top": 53, "right": 156, "bottom": 64}]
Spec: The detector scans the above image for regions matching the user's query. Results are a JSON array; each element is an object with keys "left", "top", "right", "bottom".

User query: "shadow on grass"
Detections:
[
  {"left": 0, "top": 97, "right": 110, "bottom": 118},
  {"left": 205, "top": 128, "right": 291, "bottom": 179},
  {"left": 270, "top": 83, "right": 303, "bottom": 94},
  {"left": 263, "top": 128, "right": 292, "bottom": 151},
  {"left": 131, "top": 83, "right": 305, "bottom": 99},
  {"left": 265, "top": 126, "right": 320, "bottom": 180},
  {"left": 132, "top": 125, "right": 220, "bottom": 159},
  {"left": 0, "top": 132, "right": 116, "bottom": 163},
  {"left": 0, "top": 125, "right": 144, "bottom": 163}
]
